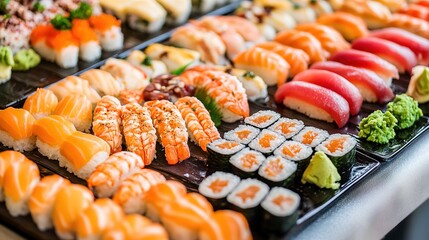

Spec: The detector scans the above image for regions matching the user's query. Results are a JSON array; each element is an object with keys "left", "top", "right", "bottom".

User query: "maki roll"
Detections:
[
  {"left": 244, "top": 110, "right": 281, "bottom": 129},
  {"left": 316, "top": 134, "right": 357, "bottom": 179},
  {"left": 223, "top": 125, "right": 260, "bottom": 145},
  {"left": 258, "top": 156, "right": 297, "bottom": 187},
  {"left": 260, "top": 187, "right": 300, "bottom": 233},
  {"left": 229, "top": 148, "right": 266, "bottom": 178},
  {"left": 207, "top": 139, "right": 245, "bottom": 171},
  {"left": 226, "top": 178, "right": 269, "bottom": 224},
  {"left": 156, "top": 0, "right": 192, "bottom": 25},
  {"left": 292, "top": 126, "right": 329, "bottom": 148},
  {"left": 274, "top": 141, "right": 313, "bottom": 179},
  {"left": 198, "top": 171, "right": 240, "bottom": 209},
  {"left": 269, "top": 118, "right": 305, "bottom": 139},
  {"left": 248, "top": 129, "right": 285, "bottom": 156},
  {"left": 124, "top": 0, "right": 167, "bottom": 33}
]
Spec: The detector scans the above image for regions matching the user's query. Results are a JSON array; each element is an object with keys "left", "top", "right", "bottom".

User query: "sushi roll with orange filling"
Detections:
[
  {"left": 207, "top": 139, "right": 245, "bottom": 172},
  {"left": 244, "top": 110, "right": 281, "bottom": 129},
  {"left": 0, "top": 107, "right": 36, "bottom": 151},
  {"left": 268, "top": 118, "right": 305, "bottom": 139},
  {"left": 89, "top": 14, "right": 124, "bottom": 51},
  {"left": 223, "top": 125, "right": 260, "bottom": 145},
  {"left": 292, "top": 126, "right": 329, "bottom": 148},
  {"left": 23, "top": 88, "right": 58, "bottom": 120},
  {"left": 258, "top": 155, "right": 297, "bottom": 187},
  {"left": 229, "top": 148, "right": 266, "bottom": 178},
  {"left": 198, "top": 171, "right": 240, "bottom": 209},
  {"left": 0, "top": 151, "right": 27, "bottom": 201},
  {"left": 54, "top": 95, "right": 93, "bottom": 133},
  {"left": 248, "top": 129, "right": 286, "bottom": 156},
  {"left": 71, "top": 19, "right": 102, "bottom": 62},
  {"left": 274, "top": 141, "right": 313, "bottom": 179},
  {"left": 199, "top": 210, "right": 252, "bottom": 240}
]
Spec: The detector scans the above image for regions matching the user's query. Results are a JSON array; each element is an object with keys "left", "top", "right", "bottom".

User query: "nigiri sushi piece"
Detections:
[
  {"left": 71, "top": 19, "right": 102, "bottom": 62},
  {"left": 385, "top": 14, "right": 429, "bottom": 39},
  {"left": 118, "top": 89, "right": 144, "bottom": 105},
  {"left": 145, "top": 100, "right": 190, "bottom": 164},
  {"left": 59, "top": 132, "right": 110, "bottom": 179},
  {"left": 329, "top": 49, "right": 399, "bottom": 86},
  {"left": 80, "top": 69, "right": 122, "bottom": 96},
  {"left": 309, "top": 0, "right": 334, "bottom": 16},
  {"left": 199, "top": 210, "right": 252, "bottom": 240},
  {"left": 102, "top": 214, "right": 168, "bottom": 240},
  {"left": 89, "top": 13, "right": 124, "bottom": 51},
  {"left": 192, "top": 0, "right": 216, "bottom": 13},
  {"left": 274, "top": 29, "right": 327, "bottom": 63},
  {"left": 126, "top": 50, "right": 168, "bottom": 78},
  {"left": 33, "top": 115, "right": 76, "bottom": 160},
  {"left": 145, "top": 44, "right": 200, "bottom": 72},
  {"left": 30, "top": 25, "right": 56, "bottom": 62},
  {"left": 49, "top": 76, "right": 101, "bottom": 104},
  {"left": 54, "top": 95, "right": 93, "bottom": 133},
  {"left": 121, "top": 103, "right": 157, "bottom": 165},
  {"left": 0, "top": 151, "right": 26, "bottom": 201},
  {"left": 370, "top": 28, "right": 429, "bottom": 66},
  {"left": 98, "top": 0, "right": 138, "bottom": 20},
  {"left": 156, "top": 0, "right": 191, "bottom": 25},
  {"left": 124, "top": 0, "right": 167, "bottom": 33},
  {"left": 100, "top": 58, "right": 149, "bottom": 90},
  {"left": 295, "top": 23, "right": 350, "bottom": 56},
  {"left": 113, "top": 169, "right": 166, "bottom": 214},
  {"left": 175, "top": 97, "right": 220, "bottom": 151},
  {"left": 28, "top": 175, "right": 70, "bottom": 231},
  {"left": 233, "top": 47, "right": 290, "bottom": 86},
  {"left": 254, "top": 41, "right": 310, "bottom": 77},
  {"left": 316, "top": 11, "right": 369, "bottom": 41},
  {"left": 293, "top": 69, "right": 363, "bottom": 116},
  {"left": 398, "top": 4, "right": 429, "bottom": 22},
  {"left": 311, "top": 61, "right": 394, "bottom": 103},
  {"left": 93, "top": 96, "right": 123, "bottom": 154},
  {"left": 274, "top": 81, "right": 350, "bottom": 128},
  {"left": 170, "top": 25, "right": 227, "bottom": 65},
  {"left": 75, "top": 198, "right": 124, "bottom": 240},
  {"left": 214, "top": 16, "right": 264, "bottom": 43},
  {"left": 351, "top": 37, "right": 417, "bottom": 74},
  {"left": 339, "top": 0, "right": 392, "bottom": 29},
  {"left": 288, "top": 5, "right": 317, "bottom": 24},
  {"left": 0, "top": 107, "right": 36, "bottom": 151},
  {"left": 23, "top": 88, "right": 58, "bottom": 120},
  {"left": 373, "top": 0, "right": 406, "bottom": 12},
  {"left": 416, "top": 0, "right": 429, "bottom": 7},
  {"left": 407, "top": 65, "right": 429, "bottom": 103},
  {"left": 52, "top": 184, "right": 94, "bottom": 239}
]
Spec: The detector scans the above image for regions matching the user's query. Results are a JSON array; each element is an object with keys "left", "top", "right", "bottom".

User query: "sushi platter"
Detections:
[{"left": 3, "top": 0, "right": 429, "bottom": 240}]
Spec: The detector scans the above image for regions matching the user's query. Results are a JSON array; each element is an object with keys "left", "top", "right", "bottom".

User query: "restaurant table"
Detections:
[{"left": 1, "top": 131, "right": 429, "bottom": 240}]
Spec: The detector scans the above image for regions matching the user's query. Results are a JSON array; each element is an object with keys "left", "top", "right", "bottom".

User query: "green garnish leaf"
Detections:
[
  {"left": 0, "top": 0, "right": 10, "bottom": 14},
  {"left": 141, "top": 56, "right": 152, "bottom": 66},
  {"left": 50, "top": 14, "right": 72, "bottom": 30},
  {"left": 170, "top": 62, "right": 192, "bottom": 76},
  {"left": 194, "top": 88, "right": 222, "bottom": 127},
  {"left": 33, "top": 1, "right": 45, "bottom": 12},
  {"left": 70, "top": 2, "right": 93, "bottom": 19},
  {"left": 243, "top": 71, "right": 255, "bottom": 78}
]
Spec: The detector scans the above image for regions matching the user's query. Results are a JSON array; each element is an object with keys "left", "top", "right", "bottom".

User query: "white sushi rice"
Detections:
[
  {"left": 274, "top": 141, "right": 313, "bottom": 162},
  {"left": 258, "top": 156, "right": 297, "bottom": 183},
  {"left": 269, "top": 118, "right": 305, "bottom": 139},
  {"left": 199, "top": 171, "right": 240, "bottom": 199},
  {"left": 36, "top": 139, "right": 61, "bottom": 160},
  {"left": 63, "top": 116, "right": 91, "bottom": 133},
  {"left": 0, "top": 130, "right": 36, "bottom": 152},
  {"left": 223, "top": 125, "right": 260, "bottom": 145},
  {"left": 55, "top": 46, "right": 79, "bottom": 69},
  {"left": 208, "top": 139, "right": 245, "bottom": 155},
  {"left": 31, "top": 212, "right": 53, "bottom": 231},
  {"left": 227, "top": 178, "right": 269, "bottom": 209},
  {"left": 79, "top": 41, "right": 102, "bottom": 62},
  {"left": 32, "top": 41, "right": 56, "bottom": 62},
  {"left": 261, "top": 187, "right": 301, "bottom": 217},
  {"left": 244, "top": 110, "right": 281, "bottom": 128},
  {"left": 162, "top": 218, "right": 198, "bottom": 240},
  {"left": 230, "top": 148, "right": 266, "bottom": 173},
  {"left": 316, "top": 134, "right": 357, "bottom": 157},
  {"left": 248, "top": 129, "right": 285, "bottom": 154},
  {"left": 292, "top": 126, "right": 329, "bottom": 148},
  {"left": 284, "top": 98, "right": 334, "bottom": 123},
  {"left": 58, "top": 151, "right": 109, "bottom": 180}
]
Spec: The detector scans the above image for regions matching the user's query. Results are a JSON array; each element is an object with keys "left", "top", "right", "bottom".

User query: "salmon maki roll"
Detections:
[
  {"left": 145, "top": 100, "right": 190, "bottom": 164},
  {"left": 49, "top": 76, "right": 101, "bottom": 104},
  {"left": 59, "top": 132, "right": 110, "bottom": 179},
  {"left": 199, "top": 210, "right": 252, "bottom": 240},
  {"left": 52, "top": 184, "right": 94, "bottom": 239},
  {"left": 28, "top": 175, "right": 70, "bottom": 231},
  {"left": 233, "top": 47, "right": 290, "bottom": 86},
  {"left": 71, "top": 19, "right": 102, "bottom": 62},
  {"left": 0, "top": 151, "right": 26, "bottom": 201},
  {"left": 80, "top": 69, "right": 122, "bottom": 97},
  {"left": 316, "top": 11, "right": 369, "bottom": 41},
  {"left": 100, "top": 58, "right": 149, "bottom": 90},
  {"left": 384, "top": 14, "right": 429, "bottom": 40},
  {"left": 113, "top": 169, "right": 166, "bottom": 214},
  {"left": 89, "top": 14, "right": 124, "bottom": 51},
  {"left": 33, "top": 115, "right": 77, "bottom": 160},
  {"left": 274, "top": 30, "right": 327, "bottom": 63},
  {"left": 175, "top": 97, "right": 220, "bottom": 151},
  {"left": 54, "top": 95, "right": 93, "bottom": 133},
  {"left": 93, "top": 96, "right": 123, "bottom": 154},
  {"left": 23, "top": 88, "right": 59, "bottom": 120},
  {"left": 0, "top": 107, "right": 36, "bottom": 151},
  {"left": 88, "top": 151, "right": 144, "bottom": 198},
  {"left": 75, "top": 198, "right": 124, "bottom": 240},
  {"left": 122, "top": 103, "right": 157, "bottom": 165},
  {"left": 3, "top": 159, "right": 40, "bottom": 217}
]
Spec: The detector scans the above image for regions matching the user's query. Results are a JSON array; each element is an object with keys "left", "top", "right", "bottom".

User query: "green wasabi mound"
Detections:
[
  {"left": 358, "top": 110, "right": 397, "bottom": 144},
  {"left": 387, "top": 94, "right": 423, "bottom": 130},
  {"left": 12, "top": 49, "right": 41, "bottom": 71},
  {"left": 301, "top": 151, "right": 341, "bottom": 190},
  {"left": 0, "top": 46, "right": 14, "bottom": 83}
]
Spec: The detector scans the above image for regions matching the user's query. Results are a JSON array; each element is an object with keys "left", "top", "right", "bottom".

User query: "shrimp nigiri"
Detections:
[
  {"left": 54, "top": 94, "right": 93, "bottom": 133},
  {"left": 0, "top": 107, "right": 36, "bottom": 151},
  {"left": 23, "top": 88, "right": 58, "bottom": 120},
  {"left": 80, "top": 69, "right": 122, "bottom": 97},
  {"left": 0, "top": 151, "right": 26, "bottom": 201},
  {"left": 49, "top": 76, "right": 101, "bottom": 104},
  {"left": 71, "top": 19, "right": 102, "bottom": 62}
]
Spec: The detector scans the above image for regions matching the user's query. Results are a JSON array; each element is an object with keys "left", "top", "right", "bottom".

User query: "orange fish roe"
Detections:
[
  {"left": 89, "top": 14, "right": 121, "bottom": 32},
  {"left": 208, "top": 179, "right": 229, "bottom": 194},
  {"left": 240, "top": 154, "right": 259, "bottom": 169},
  {"left": 264, "top": 158, "right": 284, "bottom": 177},
  {"left": 236, "top": 186, "right": 260, "bottom": 203},
  {"left": 216, "top": 141, "right": 239, "bottom": 149},
  {"left": 47, "top": 30, "right": 79, "bottom": 49},
  {"left": 71, "top": 19, "right": 99, "bottom": 43},
  {"left": 276, "top": 122, "right": 297, "bottom": 135},
  {"left": 251, "top": 115, "right": 273, "bottom": 125},
  {"left": 302, "top": 130, "right": 318, "bottom": 145},
  {"left": 259, "top": 133, "right": 277, "bottom": 148},
  {"left": 282, "top": 144, "right": 302, "bottom": 158},
  {"left": 325, "top": 137, "right": 347, "bottom": 153},
  {"left": 236, "top": 129, "right": 252, "bottom": 140},
  {"left": 30, "top": 25, "right": 55, "bottom": 44},
  {"left": 272, "top": 195, "right": 294, "bottom": 210}
]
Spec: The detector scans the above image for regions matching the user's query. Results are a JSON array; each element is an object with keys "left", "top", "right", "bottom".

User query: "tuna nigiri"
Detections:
[
  {"left": 89, "top": 14, "right": 124, "bottom": 51},
  {"left": 275, "top": 81, "right": 350, "bottom": 128},
  {"left": 311, "top": 61, "right": 394, "bottom": 103},
  {"left": 100, "top": 58, "right": 149, "bottom": 90},
  {"left": 316, "top": 11, "right": 369, "bottom": 41},
  {"left": 23, "top": 88, "right": 58, "bottom": 120},
  {"left": 0, "top": 107, "right": 36, "bottom": 151},
  {"left": 71, "top": 19, "right": 102, "bottom": 62},
  {"left": 79, "top": 69, "right": 122, "bottom": 96},
  {"left": 54, "top": 95, "right": 93, "bottom": 133},
  {"left": 199, "top": 210, "right": 252, "bottom": 240},
  {"left": 49, "top": 76, "right": 101, "bottom": 104},
  {"left": 0, "top": 151, "right": 26, "bottom": 201},
  {"left": 329, "top": 49, "right": 399, "bottom": 86}
]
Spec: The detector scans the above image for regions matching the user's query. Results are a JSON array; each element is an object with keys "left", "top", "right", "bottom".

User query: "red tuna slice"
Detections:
[
  {"left": 311, "top": 61, "right": 394, "bottom": 104},
  {"left": 274, "top": 81, "right": 350, "bottom": 128},
  {"left": 329, "top": 49, "right": 399, "bottom": 86},
  {"left": 351, "top": 37, "right": 417, "bottom": 74},
  {"left": 370, "top": 27, "right": 429, "bottom": 66},
  {"left": 292, "top": 69, "right": 363, "bottom": 116}
]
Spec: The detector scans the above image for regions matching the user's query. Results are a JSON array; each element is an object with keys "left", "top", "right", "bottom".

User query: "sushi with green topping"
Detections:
[
  {"left": 207, "top": 139, "right": 245, "bottom": 171},
  {"left": 292, "top": 126, "right": 329, "bottom": 148},
  {"left": 223, "top": 125, "right": 260, "bottom": 145},
  {"left": 198, "top": 171, "right": 240, "bottom": 209},
  {"left": 244, "top": 110, "right": 281, "bottom": 129},
  {"left": 274, "top": 141, "right": 313, "bottom": 179},
  {"left": 249, "top": 129, "right": 285, "bottom": 156},
  {"left": 229, "top": 148, "right": 266, "bottom": 178},
  {"left": 269, "top": 118, "right": 305, "bottom": 139}
]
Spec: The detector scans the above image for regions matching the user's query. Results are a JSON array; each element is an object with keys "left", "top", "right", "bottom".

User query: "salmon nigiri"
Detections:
[
  {"left": 199, "top": 210, "right": 252, "bottom": 240},
  {"left": 0, "top": 151, "right": 26, "bottom": 201},
  {"left": 71, "top": 19, "right": 102, "bottom": 62},
  {"left": 89, "top": 14, "right": 124, "bottom": 51},
  {"left": 0, "top": 107, "right": 36, "bottom": 151},
  {"left": 384, "top": 14, "right": 429, "bottom": 40},
  {"left": 54, "top": 94, "right": 93, "bottom": 133},
  {"left": 49, "top": 76, "right": 101, "bottom": 104},
  {"left": 233, "top": 47, "right": 290, "bottom": 86},
  {"left": 316, "top": 11, "right": 369, "bottom": 41},
  {"left": 80, "top": 69, "right": 122, "bottom": 96},
  {"left": 339, "top": 0, "right": 392, "bottom": 29},
  {"left": 23, "top": 88, "right": 58, "bottom": 120},
  {"left": 28, "top": 175, "right": 70, "bottom": 231},
  {"left": 214, "top": 16, "right": 264, "bottom": 43}
]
